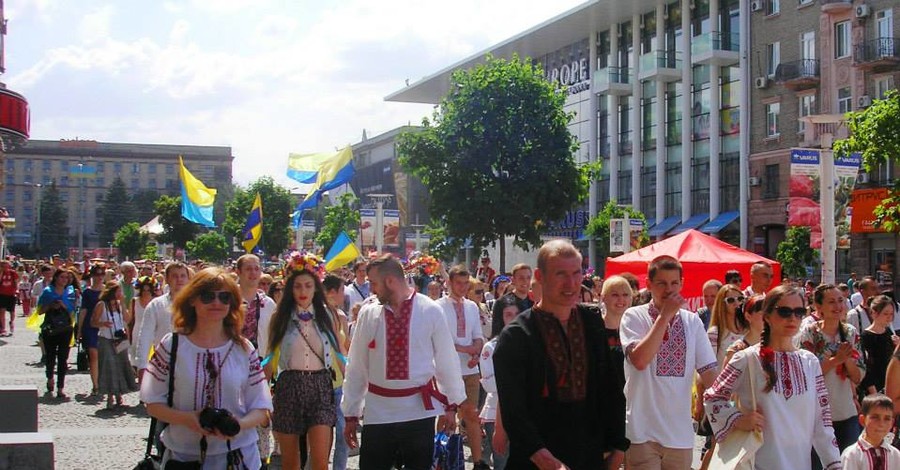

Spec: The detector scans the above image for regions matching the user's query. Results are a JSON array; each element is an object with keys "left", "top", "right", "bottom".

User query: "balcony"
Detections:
[
  {"left": 638, "top": 50, "right": 682, "bottom": 82},
  {"left": 774, "top": 59, "right": 820, "bottom": 91},
  {"left": 820, "top": 0, "right": 852, "bottom": 13},
  {"left": 594, "top": 66, "right": 632, "bottom": 96},
  {"left": 854, "top": 38, "right": 900, "bottom": 72},
  {"left": 692, "top": 32, "right": 740, "bottom": 66}
]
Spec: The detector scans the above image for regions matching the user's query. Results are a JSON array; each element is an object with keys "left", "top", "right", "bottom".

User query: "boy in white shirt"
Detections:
[{"left": 842, "top": 394, "right": 900, "bottom": 469}]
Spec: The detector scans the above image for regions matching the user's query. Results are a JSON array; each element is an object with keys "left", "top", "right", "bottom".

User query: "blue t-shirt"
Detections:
[{"left": 38, "top": 285, "right": 76, "bottom": 313}]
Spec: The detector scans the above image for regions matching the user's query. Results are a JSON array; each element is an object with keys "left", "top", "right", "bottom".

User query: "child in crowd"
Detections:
[{"left": 841, "top": 394, "right": 900, "bottom": 469}]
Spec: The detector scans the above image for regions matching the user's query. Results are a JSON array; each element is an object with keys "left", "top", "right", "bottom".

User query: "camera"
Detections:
[
  {"left": 113, "top": 329, "right": 128, "bottom": 340},
  {"left": 198, "top": 407, "right": 240, "bottom": 437}
]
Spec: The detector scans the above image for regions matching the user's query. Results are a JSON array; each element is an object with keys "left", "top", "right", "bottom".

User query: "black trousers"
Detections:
[
  {"left": 44, "top": 332, "right": 71, "bottom": 389},
  {"left": 360, "top": 417, "right": 434, "bottom": 470}
]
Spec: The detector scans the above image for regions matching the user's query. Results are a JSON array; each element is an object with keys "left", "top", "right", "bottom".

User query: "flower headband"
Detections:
[
  {"left": 285, "top": 251, "right": 326, "bottom": 280},
  {"left": 492, "top": 275, "right": 511, "bottom": 290}
]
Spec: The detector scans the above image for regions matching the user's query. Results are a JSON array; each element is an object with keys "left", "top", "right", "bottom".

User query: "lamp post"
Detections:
[
  {"left": 23, "top": 181, "right": 42, "bottom": 255},
  {"left": 367, "top": 194, "right": 392, "bottom": 255}
]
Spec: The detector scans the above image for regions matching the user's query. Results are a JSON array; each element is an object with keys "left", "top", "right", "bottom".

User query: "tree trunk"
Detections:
[{"left": 499, "top": 236, "right": 506, "bottom": 273}]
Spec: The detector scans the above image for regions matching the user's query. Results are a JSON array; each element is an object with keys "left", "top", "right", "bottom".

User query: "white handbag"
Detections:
[{"left": 706, "top": 352, "right": 764, "bottom": 470}]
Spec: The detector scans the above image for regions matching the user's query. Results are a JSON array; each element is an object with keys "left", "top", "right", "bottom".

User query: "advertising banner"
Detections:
[
  {"left": 360, "top": 209, "right": 376, "bottom": 247},
  {"left": 850, "top": 188, "right": 890, "bottom": 233},
  {"left": 610, "top": 218, "right": 627, "bottom": 253},
  {"left": 788, "top": 149, "right": 861, "bottom": 249},
  {"left": 360, "top": 209, "right": 400, "bottom": 248}
]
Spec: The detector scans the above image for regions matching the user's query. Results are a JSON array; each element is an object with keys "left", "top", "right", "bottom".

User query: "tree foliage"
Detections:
[
  {"left": 131, "top": 189, "right": 163, "bottom": 226},
  {"left": 223, "top": 177, "right": 294, "bottom": 257},
  {"left": 776, "top": 226, "right": 818, "bottom": 280},
  {"left": 398, "top": 55, "right": 587, "bottom": 270},
  {"left": 187, "top": 231, "right": 229, "bottom": 263},
  {"left": 98, "top": 177, "right": 134, "bottom": 245},
  {"left": 154, "top": 195, "right": 199, "bottom": 250},
  {"left": 113, "top": 222, "right": 149, "bottom": 261},
  {"left": 38, "top": 181, "right": 69, "bottom": 257},
  {"left": 584, "top": 201, "right": 649, "bottom": 264},
  {"left": 834, "top": 90, "right": 900, "bottom": 231},
  {"left": 316, "top": 193, "right": 360, "bottom": 253}
]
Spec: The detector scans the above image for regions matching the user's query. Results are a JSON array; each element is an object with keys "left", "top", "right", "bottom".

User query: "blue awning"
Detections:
[
  {"left": 644, "top": 217, "right": 656, "bottom": 230},
  {"left": 670, "top": 214, "right": 710, "bottom": 235},
  {"left": 648, "top": 215, "right": 681, "bottom": 237},
  {"left": 700, "top": 211, "right": 741, "bottom": 234}
]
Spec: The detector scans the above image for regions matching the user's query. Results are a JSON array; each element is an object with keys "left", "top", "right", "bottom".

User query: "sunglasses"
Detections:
[
  {"left": 725, "top": 296, "right": 745, "bottom": 305},
  {"left": 774, "top": 306, "right": 806, "bottom": 319},
  {"left": 198, "top": 290, "right": 233, "bottom": 305}
]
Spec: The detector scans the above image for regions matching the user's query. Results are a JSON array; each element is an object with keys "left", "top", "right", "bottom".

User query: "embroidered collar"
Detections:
[
  {"left": 384, "top": 290, "right": 416, "bottom": 314},
  {"left": 857, "top": 432, "right": 895, "bottom": 451}
]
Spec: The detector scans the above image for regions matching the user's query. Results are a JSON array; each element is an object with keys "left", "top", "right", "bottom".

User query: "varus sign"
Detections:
[{"left": 0, "top": 87, "right": 29, "bottom": 139}]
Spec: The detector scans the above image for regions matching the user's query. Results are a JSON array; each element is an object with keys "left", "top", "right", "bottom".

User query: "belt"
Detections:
[
  {"left": 368, "top": 378, "right": 449, "bottom": 411},
  {"left": 283, "top": 369, "right": 329, "bottom": 376}
]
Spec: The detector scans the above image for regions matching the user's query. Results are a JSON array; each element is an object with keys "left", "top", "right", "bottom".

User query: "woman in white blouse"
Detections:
[
  {"left": 704, "top": 285, "right": 841, "bottom": 470},
  {"left": 140, "top": 268, "right": 272, "bottom": 469}
]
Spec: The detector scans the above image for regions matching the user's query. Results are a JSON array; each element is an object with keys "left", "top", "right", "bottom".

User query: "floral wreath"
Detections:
[
  {"left": 284, "top": 250, "right": 326, "bottom": 280},
  {"left": 406, "top": 254, "right": 440, "bottom": 276}
]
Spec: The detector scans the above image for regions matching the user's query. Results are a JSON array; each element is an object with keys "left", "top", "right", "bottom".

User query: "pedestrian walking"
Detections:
[
  {"left": 0, "top": 259, "right": 19, "bottom": 336},
  {"left": 37, "top": 267, "right": 77, "bottom": 398},
  {"left": 78, "top": 264, "right": 105, "bottom": 395},
  {"left": 90, "top": 280, "right": 138, "bottom": 409}
]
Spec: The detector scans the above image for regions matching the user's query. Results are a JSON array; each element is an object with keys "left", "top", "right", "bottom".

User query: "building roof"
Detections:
[
  {"left": 386, "top": 0, "right": 660, "bottom": 104},
  {"left": 9, "top": 139, "right": 233, "bottom": 162}
]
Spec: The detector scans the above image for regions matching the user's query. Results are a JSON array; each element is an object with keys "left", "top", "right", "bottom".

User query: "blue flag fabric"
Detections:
[
  {"left": 242, "top": 193, "right": 263, "bottom": 253},
  {"left": 179, "top": 157, "right": 216, "bottom": 227},
  {"left": 324, "top": 231, "right": 360, "bottom": 271},
  {"left": 287, "top": 146, "right": 355, "bottom": 212}
]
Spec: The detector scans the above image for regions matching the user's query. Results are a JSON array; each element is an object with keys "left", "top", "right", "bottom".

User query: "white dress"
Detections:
[
  {"left": 130, "top": 297, "right": 151, "bottom": 365},
  {"left": 479, "top": 338, "right": 499, "bottom": 422},
  {"left": 703, "top": 344, "right": 841, "bottom": 470}
]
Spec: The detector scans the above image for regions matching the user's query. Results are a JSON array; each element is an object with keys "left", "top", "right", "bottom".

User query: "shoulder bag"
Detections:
[
  {"left": 705, "top": 351, "right": 764, "bottom": 470},
  {"left": 133, "top": 333, "right": 179, "bottom": 470}
]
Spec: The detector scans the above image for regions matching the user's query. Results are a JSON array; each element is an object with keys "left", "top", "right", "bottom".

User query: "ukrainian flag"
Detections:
[
  {"left": 241, "top": 192, "right": 263, "bottom": 253},
  {"left": 287, "top": 146, "right": 355, "bottom": 211},
  {"left": 179, "top": 157, "right": 217, "bottom": 227},
  {"left": 324, "top": 231, "right": 361, "bottom": 272}
]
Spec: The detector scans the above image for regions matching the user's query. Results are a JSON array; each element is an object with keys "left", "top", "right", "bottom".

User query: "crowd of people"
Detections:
[{"left": 6, "top": 247, "right": 900, "bottom": 469}]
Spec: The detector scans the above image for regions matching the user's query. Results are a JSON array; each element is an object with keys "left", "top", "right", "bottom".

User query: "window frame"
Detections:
[{"left": 834, "top": 21, "right": 851, "bottom": 59}]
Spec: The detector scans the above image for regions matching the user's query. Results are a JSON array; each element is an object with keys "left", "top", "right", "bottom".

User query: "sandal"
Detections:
[{"left": 46, "top": 379, "right": 54, "bottom": 394}]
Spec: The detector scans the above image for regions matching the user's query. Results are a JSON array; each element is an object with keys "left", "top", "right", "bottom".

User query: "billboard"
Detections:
[
  {"left": 788, "top": 149, "right": 861, "bottom": 249},
  {"left": 360, "top": 209, "right": 400, "bottom": 249}
]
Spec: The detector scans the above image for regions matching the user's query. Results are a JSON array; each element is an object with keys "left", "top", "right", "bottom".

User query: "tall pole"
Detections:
[
  {"left": 368, "top": 194, "right": 392, "bottom": 256},
  {"left": 78, "top": 161, "right": 85, "bottom": 259},
  {"left": 411, "top": 223, "right": 425, "bottom": 252},
  {"left": 32, "top": 182, "right": 42, "bottom": 255}
]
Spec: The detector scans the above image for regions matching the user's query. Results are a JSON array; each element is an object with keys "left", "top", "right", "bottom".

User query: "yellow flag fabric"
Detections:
[
  {"left": 241, "top": 193, "right": 263, "bottom": 253},
  {"left": 324, "top": 231, "right": 361, "bottom": 272},
  {"left": 25, "top": 308, "right": 43, "bottom": 332},
  {"left": 179, "top": 156, "right": 217, "bottom": 206}
]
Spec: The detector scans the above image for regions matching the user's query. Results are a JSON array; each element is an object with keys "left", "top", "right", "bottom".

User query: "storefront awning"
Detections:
[
  {"left": 670, "top": 214, "right": 710, "bottom": 235},
  {"left": 644, "top": 217, "right": 656, "bottom": 231},
  {"left": 648, "top": 216, "right": 681, "bottom": 238},
  {"left": 700, "top": 211, "right": 741, "bottom": 234}
]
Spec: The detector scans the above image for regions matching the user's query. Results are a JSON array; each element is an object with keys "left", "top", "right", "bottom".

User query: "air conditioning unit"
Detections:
[
  {"left": 855, "top": 4, "right": 870, "bottom": 19},
  {"left": 859, "top": 95, "right": 873, "bottom": 108},
  {"left": 755, "top": 77, "right": 769, "bottom": 89},
  {"left": 749, "top": 176, "right": 761, "bottom": 186},
  {"left": 750, "top": 0, "right": 763, "bottom": 12},
  {"left": 858, "top": 172, "right": 870, "bottom": 184}
]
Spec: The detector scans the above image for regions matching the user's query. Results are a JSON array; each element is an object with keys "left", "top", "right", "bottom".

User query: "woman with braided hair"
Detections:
[{"left": 703, "top": 285, "right": 841, "bottom": 470}]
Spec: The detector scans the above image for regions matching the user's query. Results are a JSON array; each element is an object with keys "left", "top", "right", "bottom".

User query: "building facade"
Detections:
[
  {"left": 2, "top": 139, "right": 233, "bottom": 254},
  {"left": 748, "top": 0, "right": 897, "bottom": 279}
]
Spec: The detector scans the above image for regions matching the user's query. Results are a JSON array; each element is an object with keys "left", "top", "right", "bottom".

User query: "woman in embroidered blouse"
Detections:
[
  {"left": 322, "top": 273, "right": 351, "bottom": 470},
  {"left": 860, "top": 295, "right": 899, "bottom": 396},
  {"left": 722, "top": 294, "right": 766, "bottom": 366},
  {"left": 799, "top": 283, "right": 866, "bottom": 460},
  {"left": 90, "top": 281, "right": 137, "bottom": 409},
  {"left": 707, "top": 284, "right": 747, "bottom": 368},
  {"left": 129, "top": 276, "right": 157, "bottom": 368},
  {"left": 266, "top": 267, "right": 340, "bottom": 470},
  {"left": 140, "top": 268, "right": 272, "bottom": 469},
  {"left": 704, "top": 285, "right": 841, "bottom": 470}
]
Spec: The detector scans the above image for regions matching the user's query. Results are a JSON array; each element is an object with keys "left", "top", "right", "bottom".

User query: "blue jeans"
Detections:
[
  {"left": 482, "top": 422, "right": 507, "bottom": 470},
  {"left": 333, "top": 387, "right": 349, "bottom": 470}
]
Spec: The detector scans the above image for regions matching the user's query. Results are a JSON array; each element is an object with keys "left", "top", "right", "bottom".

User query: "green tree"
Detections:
[
  {"left": 776, "top": 226, "right": 818, "bottom": 280},
  {"left": 131, "top": 189, "right": 162, "bottom": 226},
  {"left": 187, "top": 231, "right": 229, "bottom": 263},
  {"left": 316, "top": 193, "right": 360, "bottom": 253},
  {"left": 113, "top": 222, "right": 149, "bottom": 260},
  {"left": 834, "top": 90, "right": 900, "bottom": 231},
  {"left": 39, "top": 181, "right": 69, "bottom": 258},
  {"left": 142, "top": 243, "right": 160, "bottom": 261},
  {"left": 223, "top": 177, "right": 294, "bottom": 256},
  {"left": 98, "top": 177, "right": 134, "bottom": 244},
  {"left": 584, "top": 201, "right": 649, "bottom": 266},
  {"left": 154, "top": 195, "right": 199, "bottom": 250},
  {"left": 398, "top": 55, "right": 586, "bottom": 271}
]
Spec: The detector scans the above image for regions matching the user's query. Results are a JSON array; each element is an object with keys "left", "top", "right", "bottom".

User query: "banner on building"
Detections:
[
  {"left": 788, "top": 148, "right": 861, "bottom": 249},
  {"left": 850, "top": 188, "right": 890, "bottom": 233},
  {"left": 360, "top": 209, "right": 401, "bottom": 249}
]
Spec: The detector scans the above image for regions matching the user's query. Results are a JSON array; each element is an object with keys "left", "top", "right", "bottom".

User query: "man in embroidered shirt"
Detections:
[
  {"left": 136, "top": 261, "right": 191, "bottom": 382},
  {"left": 344, "top": 260, "right": 370, "bottom": 312},
  {"left": 341, "top": 254, "right": 465, "bottom": 470},
  {"left": 743, "top": 261, "right": 774, "bottom": 297},
  {"left": 235, "top": 254, "right": 277, "bottom": 352},
  {"left": 620, "top": 255, "right": 718, "bottom": 470},
  {"left": 119, "top": 261, "right": 137, "bottom": 320},
  {"left": 494, "top": 240, "right": 629, "bottom": 470},
  {"left": 436, "top": 265, "right": 487, "bottom": 469}
]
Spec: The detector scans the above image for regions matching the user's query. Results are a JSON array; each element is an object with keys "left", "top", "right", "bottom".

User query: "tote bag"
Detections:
[{"left": 706, "top": 352, "right": 764, "bottom": 470}]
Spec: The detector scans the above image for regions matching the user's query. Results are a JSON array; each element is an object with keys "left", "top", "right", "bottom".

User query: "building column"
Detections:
[
  {"left": 655, "top": 1, "right": 667, "bottom": 223},
  {"left": 739, "top": 0, "right": 750, "bottom": 248},
  {"left": 609, "top": 25, "right": 620, "bottom": 202},
  {"left": 589, "top": 30, "right": 599, "bottom": 269},
  {"left": 631, "top": 13, "right": 642, "bottom": 209},
  {"left": 680, "top": 0, "right": 693, "bottom": 222},
  {"left": 709, "top": 0, "right": 721, "bottom": 219}
]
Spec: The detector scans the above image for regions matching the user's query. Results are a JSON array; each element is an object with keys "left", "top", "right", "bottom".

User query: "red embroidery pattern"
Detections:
[
  {"left": 385, "top": 297, "right": 413, "bottom": 380},
  {"left": 453, "top": 300, "right": 466, "bottom": 338},
  {"left": 815, "top": 372, "right": 833, "bottom": 426},
  {"left": 649, "top": 303, "right": 687, "bottom": 377},
  {"left": 774, "top": 351, "right": 809, "bottom": 400}
]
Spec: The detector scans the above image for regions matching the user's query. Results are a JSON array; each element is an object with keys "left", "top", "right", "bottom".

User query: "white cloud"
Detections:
[{"left": 78, "top": 5, "right": 114, "bottom": 44}]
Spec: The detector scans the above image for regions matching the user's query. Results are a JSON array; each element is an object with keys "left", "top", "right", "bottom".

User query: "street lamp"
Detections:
[
  {"left": 368, "top": 194, "right": 393, "bottom": 255},
  {"left": 23, "top": 181, "right": 42, "bottom": 254}
]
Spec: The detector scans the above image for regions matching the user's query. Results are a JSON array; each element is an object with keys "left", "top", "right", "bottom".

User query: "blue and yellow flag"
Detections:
[
  {"left": 241, "top": 192, "right": 263, "bottom": 253},
  {"left": 287, "top": 146, "right": 355, "bottom": 212},
  {"left": 179, "top": 156, "right": 217, "bottom": 227},
  {"left": 324, "top": 231, "right": 360, "bottom": 272}
]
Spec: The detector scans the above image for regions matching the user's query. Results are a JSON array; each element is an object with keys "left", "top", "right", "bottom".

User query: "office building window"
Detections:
[
  {"left": 59, "top": 160, "right": 68, "bottom": 171},
  {"left": 60, "top": 176, "right": 69, "bottom": 187},
  {"left": 834, "top": 21, "right": 850, "bottom": 58},
  {"left": 4, "top": 190, "right": 13, "bottom": 202},
  {"left": 838, "top": 87, "right": 852, "bottom": 113},
  {"left": 721, "top": 66, "right": 741, "bottom": 136},
  {"left": 766, "top": 42, "right": 780, "bottom": 77},
  {"left": 132, "top": 178, "right": 141, "bottom": 189},
  {"left": 666, "top": 82, "right": 683, "bottom": 145},
  {"left": 692, "top": 68, "right": 711, "bottom": 141},
  {"left": 766, "top": 0, "right": 779, "bottom": 15},
  {"left": 23, "top": 190, "right": 31, "bottom": 202},
  {"left": 166, "top": 164, "right": 174, "bottom": 175},
  {"left": 42, "top": 161, "right": 51, "bottom": 172},
  {"left": 96, "top": 177, "right": 105, "bottom": 187},
  {"left": 4, "top": 160, "right": 13, "bottom": 171},
  {"left": 619, "top": 97, "right": 633, "bottom": 154},
  {"left": 798, "top": 94, "right": 816, "bottom": 134},
  {"left": 597, "top": 178, "right": 610, "bottom": 207},
  {"left": 618, "top": 170, "right": 633, "bottom": 203},
  {"left": 132, "top": 163, "right": 140, "bottom": 174},
  {"left": 721, "top": 152, "right": 740, "bottom": 211},
  {"left": 765, "top": 102, "right": 780, "bottom": 136},
  {"left": 114, "top": 162, "right": 123, "bottom": 174},
  {"left": 96, "top": 162, "right": 105, "bottom": 172},
  {"left": 763, "top": 164, "right": 780, "bottom": 199},
  {"left": 23, "top": 161, "right": 32, "bottom": 173},
  {"left": 598, "top": 96, "right": 610, "bottom": 157},
  {"left": 4, "top": 174, "right": 12, "bottom": 185},
  {"left": 873, "top": 159, "right": 895, "bottom": 185},
  {"left": 148, "top": 163, "right": 157, "bottom": 174},
  {"left": 665, "top": 162, "right": 682, "bottom": 217},
  {"left": 642, "top": 82, "right": 657, "bottom": 150},
  {"left": 876, "top": 77, "right": 895, "bottom": 99},
  {"left": 148, "top": 178, "right": 157, "bottom": 189},
  {"left": 95, "top": 193, "right": 104, "bottom": 203},
  {"left": 641, "top": 166, "right": 656, "bottom": 216},
  {"left": 691, "top": 160, "right": 710, "bottom": 213}
]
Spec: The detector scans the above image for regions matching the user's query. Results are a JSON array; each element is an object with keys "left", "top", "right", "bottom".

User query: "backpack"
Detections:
[{"left": 42, "top": 305, "right": 73, "bottom": 338}]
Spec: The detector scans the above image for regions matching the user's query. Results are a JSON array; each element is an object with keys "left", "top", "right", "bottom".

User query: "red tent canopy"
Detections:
[{"left": 605, "top": 229, "right": 781, "bottom": 310}]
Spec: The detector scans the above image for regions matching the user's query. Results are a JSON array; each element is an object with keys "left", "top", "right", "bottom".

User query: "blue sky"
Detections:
[{"left": 7, "top": 0, "right": 583, "bottom": 186}]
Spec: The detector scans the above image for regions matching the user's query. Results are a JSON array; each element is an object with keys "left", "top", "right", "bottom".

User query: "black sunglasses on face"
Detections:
[
  {"left": 774, "top": 306, "right": 806, "bottom": 319},
  {"left": 725, "top": 296, "right": 745, "bottom": 304},
  {"left": 199, "top": 290, "right": 232, "bottom": 305}
]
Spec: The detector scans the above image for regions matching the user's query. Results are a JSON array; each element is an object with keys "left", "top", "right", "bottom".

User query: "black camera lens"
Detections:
[{"left": 199, "top": 407, "right": 240, "bottom": 437}]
